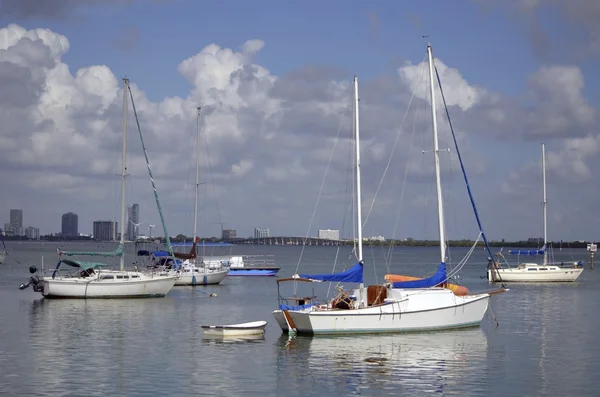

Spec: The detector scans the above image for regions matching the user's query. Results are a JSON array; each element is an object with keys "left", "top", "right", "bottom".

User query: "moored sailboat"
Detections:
[
  {"left": 488, "top": 144, "right": 583, "bottom": 282},
  {"left": 273, "top": 45, "right": 506, "bottom": 335},
  {"left": 18, "top": 78, "right": 177, "bottom": 298}
]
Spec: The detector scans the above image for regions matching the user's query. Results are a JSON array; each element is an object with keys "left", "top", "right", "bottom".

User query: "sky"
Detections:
[{"left": 0, "top": 0, "right": 599, "bottom": 242}]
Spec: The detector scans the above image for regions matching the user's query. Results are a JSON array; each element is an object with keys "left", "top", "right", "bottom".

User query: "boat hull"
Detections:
[
  {"left": 488, "top": 266, "right": 583, "bottom": 282},
  {"left": 174, "top": 269, "right": 228, "bottom": 286},
  {"left": 228, "top": 267, "right": 280, "bottom": 276},
  {"left": 201, "top": 321, "right": 267, "bottom": 337},
  {"left": 39, "top": 272, "right": 177, "bottom": 298},
  {"left": 274, "top": 289, "right": 490, "bottom": 335}
]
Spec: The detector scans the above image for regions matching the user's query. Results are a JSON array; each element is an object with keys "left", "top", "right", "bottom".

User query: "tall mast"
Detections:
[
  {"left": 354, "top": 76, "right": 363, "bottom": 261},
  {"left": 119, "top": 78, "right": 129, "bottom": 271},
  {"left": 193, "top": 107, "right": 201, "bottom": 242},
  {"left": 427, "top": 45, "right": 447, "bottom": 264},
  {"left": 542, "top": 143, "right": 547, "bottom": 265}
]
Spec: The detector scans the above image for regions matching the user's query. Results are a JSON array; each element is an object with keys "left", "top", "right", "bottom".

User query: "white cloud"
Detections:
[{"left": 0, "top": 23, "right": 597, "bottom": 242}]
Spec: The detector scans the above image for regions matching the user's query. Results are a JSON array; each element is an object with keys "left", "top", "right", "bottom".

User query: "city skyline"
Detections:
[{"left": 1, "top": 3, "right": 599, "bottom": 242}]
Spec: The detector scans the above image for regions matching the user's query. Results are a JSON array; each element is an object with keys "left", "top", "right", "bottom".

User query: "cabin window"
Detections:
[
  {"left": 527, "top": 268, "right": 538, "bottom": 271},
  {"left": 100, "top": 275, "right": 114, "bottom": 280},
  {"left": 131, "top": 275, "right": 140, "bottom": 279},
  {"left": 116, "top": 275, "right": 129, "bottom": 279},
  {"left": 539, "top": 268, "right": 547, "bottom": 271}
]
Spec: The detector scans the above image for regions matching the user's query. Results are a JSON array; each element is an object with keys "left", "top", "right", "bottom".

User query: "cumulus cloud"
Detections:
[{"left": 0, "top": 23, "right": 597, "bottom": 241}]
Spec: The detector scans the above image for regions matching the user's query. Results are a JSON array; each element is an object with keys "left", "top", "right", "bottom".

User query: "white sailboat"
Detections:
[
  {"left": 488, "top": 144, "right": 584, "bottom": 282},
  {"left": 273, "top": 45, "right": 505, "bottom": 335},
  {"left": 19, "top": 78, "right": 177, "bottom": 298},
  {"left": 0, "top": 228, "right": 9, "bottom": 264},
  {"left": 169, "top": 107, "right": 229, "bottom": 286}
]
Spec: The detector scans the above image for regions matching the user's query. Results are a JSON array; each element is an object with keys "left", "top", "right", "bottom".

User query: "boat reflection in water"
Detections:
[
  {"left": 202, "top": 333, "right": 266, "bottom": 344},
  {"left": 276, "top": 328, "right": 488, "bottom": 395}
]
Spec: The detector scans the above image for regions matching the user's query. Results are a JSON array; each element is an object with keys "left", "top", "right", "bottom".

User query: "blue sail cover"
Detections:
[
  {"left": 509, "top": 246, "right": 546, "bottom": 256},
  {"left": 392, "top": 263, "right": 447, "bottom": 289},
  {"left": 299, "top": 262, "right": 363, "bottom": 283}
]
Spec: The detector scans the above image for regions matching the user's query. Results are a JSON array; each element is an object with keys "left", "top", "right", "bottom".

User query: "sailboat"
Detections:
[
  {"left": 488, "top": 144, "right": 584, "bottom": 282},
  {"left": 18, "top": 78, "right": 177, "bottom": 298},
  {"left": 169, "top": 107, "right": 229, "bottom": 286},
  {"left": 0, "top": 228, "right": 9, "bottom": 264},
  {"left": 272, "top": 45, "right": 506, "bottom": 335}
]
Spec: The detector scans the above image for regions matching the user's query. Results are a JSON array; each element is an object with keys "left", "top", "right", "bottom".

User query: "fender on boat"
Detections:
[{"left": 384, "top": 274, "right": 469, "bottom": 296}]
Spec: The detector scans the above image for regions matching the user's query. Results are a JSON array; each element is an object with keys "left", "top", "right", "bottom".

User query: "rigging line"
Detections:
[
  {"left": 362, "top": 54, "right": 428, "bottom": 229},
  {"left": 127, "top": 86, "right": 176, "bottom": 257},
  {"left": 294, "top": 82, "right": 353, "bottom": 276},
  {"left": 199, "top": 111, "right": 224, "bottom": 234},
  {"left": 434, "top": 66, "right": 505, "bottom": 287},
  {"left": 386, "top": 62, "right": 427, "bottom": 272}
]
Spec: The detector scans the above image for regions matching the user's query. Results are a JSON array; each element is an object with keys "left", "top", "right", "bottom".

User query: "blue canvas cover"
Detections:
[
  {"left": 392, "top": 263, "right": 447, "bottom": 288},
  {"left": 299, "top": 261, "right": 363, "bottom": 283},
  {"left": 509, "top": 245, "right": 546, "bottom": 256}
]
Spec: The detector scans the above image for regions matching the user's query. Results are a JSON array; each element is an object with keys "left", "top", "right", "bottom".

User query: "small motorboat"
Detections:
[{"left": 201, "top": 320, "right": 267, "bottom": 337}]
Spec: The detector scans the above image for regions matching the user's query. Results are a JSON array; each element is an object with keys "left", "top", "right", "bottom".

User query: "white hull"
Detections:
[
  {"left": 274, "top": 288, "right": 490, "bottom": 335},
  {"left": 488, "top": 265, "right": 583, "bottom": 282},
  {"left": 173, "top": 263, "right": 228, "bottom": 286},
  {"left": 202, "top": 321, "right": 267, "bottom": 337},
  {"left": 39, "top": 270, "right": 176, "bottom": 298}
]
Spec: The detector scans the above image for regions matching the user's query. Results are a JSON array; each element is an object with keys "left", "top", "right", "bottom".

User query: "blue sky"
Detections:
[
  {"left": 0, "top": 0, "right": 599, "bottom": 241},
  {"left": 0, "top": 1, "right": 544, "bottom": 99}
]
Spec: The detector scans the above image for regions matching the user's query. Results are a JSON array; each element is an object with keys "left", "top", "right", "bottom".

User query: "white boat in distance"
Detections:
[
  {"left": 201, "top": 321, "right": 267, "bottom": 337},
  {"left": 273, "top": 46, "right": 506, "bottom": 335},
  {"left": 169, "top": 107, "right": 229, "bottom": 286},
  {"left": 488, "top": 144, "right": 584, "bottom": 283},
  {"left": 18, "top": 78, "right": 177, "bottom": 298}
]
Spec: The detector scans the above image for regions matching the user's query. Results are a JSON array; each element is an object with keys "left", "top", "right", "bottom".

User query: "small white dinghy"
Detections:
[{"left": 201, "top": 320, "right": 267, "bottom": 337}]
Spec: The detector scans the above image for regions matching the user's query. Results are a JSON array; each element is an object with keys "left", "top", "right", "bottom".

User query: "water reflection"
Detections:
[
  {"left": 276, "top": 329, "right": 488, "bottom": 396},
  {"left": 202, "top": 334, "right": 266, "bottom": 344}
]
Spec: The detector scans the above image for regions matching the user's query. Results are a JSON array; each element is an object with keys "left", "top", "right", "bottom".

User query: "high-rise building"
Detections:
[
  {"left": 222, "top": 229, "right": 236, "bottom": 240},
  {"left": 93, "top": 221, "right": 118, "bottom": 241},
  {"left": 127, "top": 204, "right": 140, "bottom": 241},
  {"left": 9, "top": 209, "right": 23, "bottom": 235},
  {"left": 61, "top": 212, "right": 79, "bottom": 236},
  {"left": 254, "top": 227, "right": 270, "bottom": 238},
  {"left": 318, "top": 229, "right": 340, "bottom": 240},
  {"left": 25, "top": 226, "right": 40, "bottom": 240}
]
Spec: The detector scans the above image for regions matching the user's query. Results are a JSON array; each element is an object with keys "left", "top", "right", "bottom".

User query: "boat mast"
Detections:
[
  {"left": 353, "top": 76, "right": 363, "bottom": 261},
  {"left": 193, "top": 107, "right": 201, "bottom": 243},
  {"left": 542, "top": 143, "right": 547, "bottom": 265},
  {"left": 119, "top": 78, "right": 129, "bottom": 271},
  {"left": 427, "top": 45, "right": 447, "bottom": 264}
]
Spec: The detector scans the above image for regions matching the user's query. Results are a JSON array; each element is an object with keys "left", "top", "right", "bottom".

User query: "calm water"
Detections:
[{"left": 0, "top": 242, "right": 598, "bottom": 396}]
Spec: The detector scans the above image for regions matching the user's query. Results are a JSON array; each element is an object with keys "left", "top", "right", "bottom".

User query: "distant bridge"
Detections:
[{"left": 227, "top": 236, "right": 345, "bottom": 246}]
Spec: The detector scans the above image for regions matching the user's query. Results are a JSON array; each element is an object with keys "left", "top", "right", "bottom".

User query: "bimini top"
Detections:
[
  {"left": 391, "top": 263, "right": 447, "bottom": 289},
  {"left": 297, "top": 261, "right": 364, "bottom": 283},
  {"left": 60, "top": 259, "right": 106, "bottom": 271}
]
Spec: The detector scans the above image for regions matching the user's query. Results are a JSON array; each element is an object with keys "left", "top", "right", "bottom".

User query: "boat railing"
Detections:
[{"left": 239, "top": 255, "right": 277, "bottom": 268}]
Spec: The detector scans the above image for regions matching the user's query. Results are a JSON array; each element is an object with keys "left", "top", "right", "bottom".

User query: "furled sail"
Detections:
[{"left": 298, "top": 261, "right": 363, "bottom": 283}]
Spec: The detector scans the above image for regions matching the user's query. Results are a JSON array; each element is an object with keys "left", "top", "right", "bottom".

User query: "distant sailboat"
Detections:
[
  {"left": 168, "top": 107, "right": 229, "bottom": 286},
  {"left": 19, "top": 78, "right": 177, "bottom": 298},
  {"left": 488, "top": 144, "right": 584, "bottom": 282},
  {"left": 0, "top": 228, "right": 9, "bottom": 264}
]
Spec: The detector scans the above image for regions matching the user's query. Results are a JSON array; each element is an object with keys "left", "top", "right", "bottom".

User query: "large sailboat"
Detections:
[
  {"left": 487, "top": 144, "right": 584, "bottom": 282},
  {"left": 19, "top": 78, "right": 177, "bottom": 298},
  {"left": 273, "top": 45, "right": 506, "bottom": 335}
]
